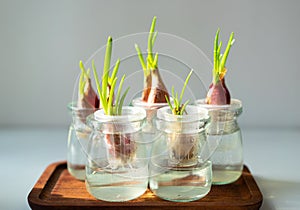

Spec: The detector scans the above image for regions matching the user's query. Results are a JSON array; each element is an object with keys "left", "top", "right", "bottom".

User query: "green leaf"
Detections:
[
  {"left": 165, "top": 95, "right": 173, "bottom": 110},
  {"left": 107, "top": 77, "right": 117, "bottom": 115},
  {"left": 137, "top": 17, "right": 160, "bottom": 74},
  {"left": 214, "top": 29, "right": 220, "bottom": 72},
  {"left": 168, "top": 69, "right": 193, "bottom": 115},
  {"left": 118, "top": 87, "right": 130, "bottom": 115},
  {"left": 217, "top": 41, "right": 222, "bottom": 62},
  {"left": 171, "top": 86, "right": 175, "bottom": 99},
  {"left": 79, "top": 71, "right": 84, "bottom": 97},
  {"left": 213, "top": 29, "right": 221, "bottom": 84},
  {"left": 153, "top": 52, "right": 158, "bottom": 68},
  {"left": 179, "top": 69, "right": 193, "bottom": 105},
  {"left": 109, "top": 59, "right": 120, "bottom": 84},
  {"left": 87, "top": 68, "right": 91, "bottom": 77},
  {"left": 220, "top": 32, "right": 234, "bottom": 72},
  {"left": 102, "top": 36, "right": 112, "bottom": 101},
  {"left": 180, "top": 100, "right": 189, "bottom": 115},
  {"left": 115, "top": 74, "right": 126, "bottom": 110},
  {"left": 148, "top": 16, "right": 156, "bottom": 61},
  {"left": 147, "top": 56, "right": 155, "bottom": 70},
  {"left": 135, "top": 44, "right": 147, "bottom": 71},
  {"left": 90, "top": 36, "right": 129, "bottom": 115},
  {"left": 79, "top": 60, "right": 89, "bottom": 78},
  {"left": 78, "top": 61, "right": 89, "bottom": 98},
  {"left": 149, "top": 16, "right": 156, "bottom": 35},
  {"left": 171, "top": 86, "right": 178, "bottom": 107},
  {"left": 92, "top": 60, "right": 102, "bottom": 100},
  {"left": 152, "top": 31, "right": 158, "bottom": 47},
  {"left": 99, "top": 90, "right": 107, "bottom": 111}
]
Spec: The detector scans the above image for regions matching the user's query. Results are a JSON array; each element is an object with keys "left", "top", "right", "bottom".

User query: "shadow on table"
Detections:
[{"left": 253, "top": 176, "right": 300, "bottom": 210}]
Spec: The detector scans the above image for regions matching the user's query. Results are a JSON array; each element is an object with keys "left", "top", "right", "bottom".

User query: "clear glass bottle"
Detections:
[
  {"left": 149, "top": 105, "right": 212, "bottom": 202},
  {"left": 67, "top": 102, "right": 95, "bottom": 180},
  {"left": 196, "top": 99, "right": 243, "bottom": 185},
  {"left": 85, "top": 106, "right": 148, "bottom": 202},
  {"left": 131, "top": 98, "right": 169, "bottom": 156}
]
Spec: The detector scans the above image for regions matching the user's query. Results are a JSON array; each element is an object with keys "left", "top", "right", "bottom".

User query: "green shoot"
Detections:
[
  {"left": 102, "top": 36, "right": 112, "bottom": 101},
  {"left": 92, "top": 36, "right": 129, "bottom": 115},
  {"left": 165, "top": 69, "right": 193, "bottom": 115},
  {"left": 107, "top": 77, "right": 117, "bottom": 115},
  {"left": 135, "top": 16, "right": 159, "bottom": 73},
  {"left": 135, "top": 16, "right": 169, "bottom": 103},
  {"left": 117, "top": 87, "right": 129, "bottom": 115},
  {"left": 79, "top": 60, "right": 90, "bottom": 98},
  {"left": 135, "top": 44, "right": 147, "bottom": 72},
  {"left": 108, "top": 59, "right": 120, "bottom": 85},
  {"left": 213, "top": 29, "right": 234, "bottom": 84},
  {"left": 148, "top": 16, "right": 156, "bottom": 61}
]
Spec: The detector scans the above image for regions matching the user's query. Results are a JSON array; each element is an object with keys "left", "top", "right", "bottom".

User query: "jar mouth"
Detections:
[
  {"left": 67, "top": 101, "right": 98, "bottom": 112},
  {"left": 157, "top": 105, "right": 209, "bottom": 123},
  {"left": 94, "top": 106, "right": 146, "bottom": 123},
  {"left": 131, "top": 97, "right": 170, "bottom": 110},
  {"left": 195, "top": 98, "right": 242, "bottom": 115}
]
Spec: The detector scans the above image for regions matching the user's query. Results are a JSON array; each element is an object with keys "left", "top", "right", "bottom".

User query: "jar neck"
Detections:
[
  {"left": 156, "top": 106, "right": 209, "bottom": 134},
  {"left": 207, "top": 116, "right": 240, "bottom": 135},
  {"left": 87, "top": 107, "right": 146, "bottom": 133},
  {"left": 157, "top": 119, "right": 208, "bottom": 134},
  {"left": 68, "top": 102, "right": 97, "bottom": 126}
]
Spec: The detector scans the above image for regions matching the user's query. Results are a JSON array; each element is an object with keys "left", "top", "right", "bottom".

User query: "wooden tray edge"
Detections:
[
  {"left": 28, "top": 161, "right": 263, "bottom": 209},
  {"left": 240, "top": 165, "right": 263, "bottom": 208},
  {"left": 27, "top": 161, "right": 67, "bottom": 209}
]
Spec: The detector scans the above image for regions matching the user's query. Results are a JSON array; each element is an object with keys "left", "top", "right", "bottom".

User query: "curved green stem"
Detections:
[
  {"left": 179, "top": 69, "right": 193, "bottom": 105},
  {"left": 213, "top": 29, "right": 234, "bottom": 83},
  {"left": 92, "top": 37, "right": 128, "bottom": 115},
  {"left": 220, "top": 32, "right": 234, "bottom": 73},
  {"left": 213, "top": 29, "right": 220, "bottom": 83},
  {"left": 167, "top": 69, "right": 193, "bottom": 115},
  {"left": 148, "top": 16, "right": 156, "bottom": 61},
  {"left": 78, "top": 61, "right": 90, "bottom": 98},
  {"left": 107, "top": 77, "right": 117, "bottom": 115},
  {"left": 102, "top": 36, "right": 112, "bottom": 100},
  {"left": 135, "top": 44, "right": 147, "bottom": 72},
  {"left": 117, "top": 87, "right": 129, "bottom": 115}
]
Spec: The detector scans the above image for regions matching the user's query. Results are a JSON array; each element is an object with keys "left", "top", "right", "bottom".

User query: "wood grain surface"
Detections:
[{"left": 28, "top": 161, "right": 263, "bottom": 210}]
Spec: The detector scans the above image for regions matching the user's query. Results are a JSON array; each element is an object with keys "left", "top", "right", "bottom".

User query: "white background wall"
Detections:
[{"left": 1, "top": 0, "right": 300, "bottom": 129}]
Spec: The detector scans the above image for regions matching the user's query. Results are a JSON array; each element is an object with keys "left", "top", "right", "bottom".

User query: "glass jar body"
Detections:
[
  {"left": 149, "top": 106, "right": 212, "bottom": 202},
  {"left": 131, "top": 98, "right": 169, "bottom": 138},
  {"left": 131, "top": 98, "right": 169, "bottom": 157},
  {"left": 196, "top": 99, "right": 243, "bottom": 185},
  {"left": 67, "top": 102, "right": 95, "bottom": 180},
  {"left": 85, "top": 107, "right": 148, "bottom": 202}
]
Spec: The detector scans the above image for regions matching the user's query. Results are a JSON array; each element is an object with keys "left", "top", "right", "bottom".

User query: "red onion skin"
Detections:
[
  {"left": 206, "top": 78, "right": 231, "bottom": 105},
  {"left": 142, "top": 68, "right": 169, "bottom": 103},
  {"left": 105, "top": 133, "right": 136, "bottom": 163},
  {"left": 78, "top": 78, "right": 100, "bottom": 109},
  {"left": 141, "top": 76, "right": 151, "bottom": 102},
  {"left": 147, "top": 88, "right": 169, "bottom": 103}
]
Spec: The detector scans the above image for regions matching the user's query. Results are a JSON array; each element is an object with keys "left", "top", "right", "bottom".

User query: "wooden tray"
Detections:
[{"left": 28, "top": 161, "right": 263, "bottom": 210}]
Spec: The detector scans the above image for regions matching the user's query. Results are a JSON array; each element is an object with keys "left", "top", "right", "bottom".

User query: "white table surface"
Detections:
[{"left": 0, "top": 127, "right": 299, "bottom": 210}]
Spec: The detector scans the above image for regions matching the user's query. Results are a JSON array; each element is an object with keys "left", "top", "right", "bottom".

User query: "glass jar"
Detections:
[
  {"left": 85, "top": 106, "right": 148, "bottom": 202},
  {"left": 196, "top": 99, "right": 243, "bottom": 185},
  {"left": 67, "top": 102, "right": 95, "bottom": 180},
  {"left": 131, "top": 98, "right": 169, "bottom": 156},
  {"left": 131, "top": 98, "right": 169, "bottom": 134},
  {"left": 149, "top": 105, "right": 212, "bottom": 202}
]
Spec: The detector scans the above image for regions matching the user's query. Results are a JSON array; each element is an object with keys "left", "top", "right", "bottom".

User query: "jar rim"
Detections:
[
  {"left": 67, "top": 101, "right": 98, "bottom": 111},
  {"left": 195, "top": 98, "right": 242, "bottom": 111},
  {"left": 157, "top": 105, "right": 209, "bottom": 122},
  {"left": 131, "top": 97, "right": 170, "bottom": 109},
  {"left": 94, "top": 106, "right": 146, "bottom": 123}
]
